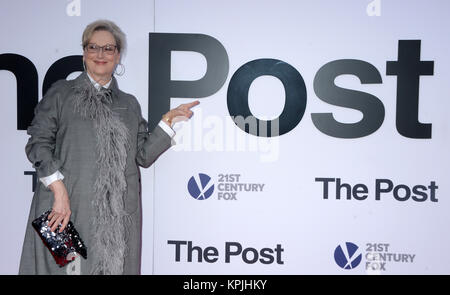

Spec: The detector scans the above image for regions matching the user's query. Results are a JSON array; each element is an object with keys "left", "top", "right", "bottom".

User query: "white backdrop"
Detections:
[{"left": 1, "top": 0, "right": 450, "bottom": 275}]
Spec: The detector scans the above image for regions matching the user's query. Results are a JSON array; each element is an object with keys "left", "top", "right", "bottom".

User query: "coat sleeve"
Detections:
[
  {"left": 25, "top": 83, "right": 63, "bottom": 178},
  {"left": 135, "top": 102, "right": 172, "bottom": 168}
]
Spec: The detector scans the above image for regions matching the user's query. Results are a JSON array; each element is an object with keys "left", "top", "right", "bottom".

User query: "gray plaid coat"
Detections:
[{"left": 19, "top": 72, "right": 171, "bottom": 275}]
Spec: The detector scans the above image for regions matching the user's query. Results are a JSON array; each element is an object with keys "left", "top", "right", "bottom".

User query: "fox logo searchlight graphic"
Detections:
[
  {"left": 188, "top": 173, "right": 215, "bottom": 200},
  {"left": 334, "top": 242, "right": 362, "bottom": 270}
]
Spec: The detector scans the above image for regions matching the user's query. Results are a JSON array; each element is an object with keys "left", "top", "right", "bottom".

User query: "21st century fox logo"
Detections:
[
  {"left": 187, "top": 173, "right": 265, "bottom": 201},
  {"left": 334, "top": 242, "right": 416, "bottom": 274}
]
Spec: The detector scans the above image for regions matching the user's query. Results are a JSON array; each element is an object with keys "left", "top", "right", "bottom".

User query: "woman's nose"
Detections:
[{"left": 96, "top": 48, "right": 104, "bottom": 57}]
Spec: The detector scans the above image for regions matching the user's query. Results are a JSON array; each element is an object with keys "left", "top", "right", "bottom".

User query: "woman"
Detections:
[{"left": 19, "top": 19, "right": 199, "bottom": 275}]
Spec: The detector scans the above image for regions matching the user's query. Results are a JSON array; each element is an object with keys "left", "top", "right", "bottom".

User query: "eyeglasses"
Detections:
[{"left": 85, "top": 43, "right": 117, "bottom": 55}]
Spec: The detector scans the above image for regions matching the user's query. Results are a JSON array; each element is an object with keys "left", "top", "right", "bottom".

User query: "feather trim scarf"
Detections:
[{"left": 73, "top": 78, "right": 130, "bottom": 275}]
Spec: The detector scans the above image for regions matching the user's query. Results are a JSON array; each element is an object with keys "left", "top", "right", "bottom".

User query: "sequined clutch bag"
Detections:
[{"left": 32, "top": 210, "right": 87, "bottom": 267}]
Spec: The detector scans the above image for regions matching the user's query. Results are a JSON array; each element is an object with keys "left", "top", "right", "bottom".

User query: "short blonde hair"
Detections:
[{"left": 82, "top": 19, "right": 126, "bottom": 55}]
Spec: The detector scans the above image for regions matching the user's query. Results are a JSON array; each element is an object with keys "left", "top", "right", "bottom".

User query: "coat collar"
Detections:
[{"left": 74, "top": 71, "right": 120, "bottom": 95}]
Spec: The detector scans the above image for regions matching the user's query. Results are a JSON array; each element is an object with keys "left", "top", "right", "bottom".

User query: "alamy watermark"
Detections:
[
  {"left": 66, "top": 0, "right": 81, "bottom": 16},
  {"left": 172, "top": 108, "right": 280, "bottom": 163},
  {"left": 367, "top": 0, "right": 381, "bottom": 16}
]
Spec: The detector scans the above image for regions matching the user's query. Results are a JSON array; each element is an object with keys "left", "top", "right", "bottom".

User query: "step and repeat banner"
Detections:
[{"left": 1, "top": 0, "right": 449, "bottom": 274}]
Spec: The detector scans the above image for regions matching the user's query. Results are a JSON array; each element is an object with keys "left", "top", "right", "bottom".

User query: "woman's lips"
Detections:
[{"left": 94, "top": 61, "right": 107, "bottom": 65}]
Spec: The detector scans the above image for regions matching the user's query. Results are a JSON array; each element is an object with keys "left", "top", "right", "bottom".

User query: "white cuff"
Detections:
[
  {"left": 39, "top": 170, "right": 64, "bottom": 187},
  {"left": 158, "top": 120, "right": 175, "bottom": 138}
]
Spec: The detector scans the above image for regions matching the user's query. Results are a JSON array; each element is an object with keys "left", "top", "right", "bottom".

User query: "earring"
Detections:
[{"left": 115, "top": 63, "right": 125, "bottom": 76}]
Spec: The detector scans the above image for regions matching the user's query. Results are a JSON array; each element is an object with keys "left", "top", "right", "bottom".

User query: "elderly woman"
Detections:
[{"left": 19, "top": 19, "right": 198, "bottom": 275}]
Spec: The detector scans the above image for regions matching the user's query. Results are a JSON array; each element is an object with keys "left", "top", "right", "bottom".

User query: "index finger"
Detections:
[{"left": 183, "top": 100, "right": 200, "bottom": 109}]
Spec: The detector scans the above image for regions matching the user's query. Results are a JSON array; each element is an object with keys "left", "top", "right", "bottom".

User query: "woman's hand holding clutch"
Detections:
[{"left": 48, "top": 180, "right": 71, "bottom": 233}]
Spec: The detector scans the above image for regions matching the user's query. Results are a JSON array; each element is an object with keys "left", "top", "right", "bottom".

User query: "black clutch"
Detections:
[{"left": 32, "top": 210, "right": 87, "bottom": 267}]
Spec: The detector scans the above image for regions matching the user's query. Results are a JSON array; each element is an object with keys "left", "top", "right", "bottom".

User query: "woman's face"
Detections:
[{"left": 83, "top": 30, "right": 120, "bottom": 83}]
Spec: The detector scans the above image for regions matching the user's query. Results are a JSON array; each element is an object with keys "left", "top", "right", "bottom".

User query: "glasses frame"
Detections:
[{"left": 84, "top": 43, "right": 118, "bottom": 55}]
